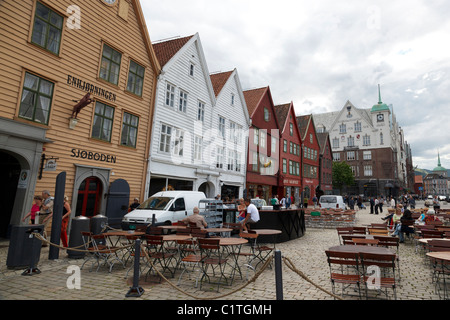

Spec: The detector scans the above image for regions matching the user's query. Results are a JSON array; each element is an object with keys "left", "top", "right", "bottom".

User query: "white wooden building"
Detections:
[{"left": 145, "top": 33, "right": 249, "bottom": 199}]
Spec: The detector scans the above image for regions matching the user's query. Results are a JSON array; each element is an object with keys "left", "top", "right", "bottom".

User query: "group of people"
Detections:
[
  {"left": 270, "top": 194, "right": 295, "bottom": 209},
  {"left": 22, "top": 190, "right": 71, "bottom": 247},
  {"left": 183, "top": 198, "right": 260, "bottom": 232},
  {"left": 383, "top": 204, "right": 442, "bottom": 243}
]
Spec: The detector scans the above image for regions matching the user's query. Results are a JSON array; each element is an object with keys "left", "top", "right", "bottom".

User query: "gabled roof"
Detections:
[
  {"left": 317, "top": 132, "right": 330, "bottom": 155},
  {"left": 210, "top": 70, "right": 234, "bottom": 97},
  {"left": 210, "top": 69, "right": 251, "bottom": 126},
  {"left": 243, "top": 87, "right": 269, "bottom": 117},
  {"left": 296, "top": 114, "right": 312, "bottom": 140},
  {"left": 274, "top": 103, "right": 290, "bottom": 133},
  {"left": 152, "top": 35, "right": 194, "bottom": 68}
]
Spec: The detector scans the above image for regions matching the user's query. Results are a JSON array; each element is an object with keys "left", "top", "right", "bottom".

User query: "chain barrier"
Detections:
[{"left": 17, "top": 232, "right": 343, "bottom": 300}]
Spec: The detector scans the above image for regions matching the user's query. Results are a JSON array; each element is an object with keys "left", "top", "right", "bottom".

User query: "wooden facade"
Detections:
[
  {"left": 297, "top": 115, "right": 320, "bottom": 206},
  {"left": 317, "top": 132, "right": 333, "bottom": 195},
  {"left": 0, "top": 0, "right": 160, "bottom": 235},
  {"left": 244, "top": 86, "right": 280, "bottom": 203},
  {"left": 275, "top": 102, "right": 302, "bottom": 203}
]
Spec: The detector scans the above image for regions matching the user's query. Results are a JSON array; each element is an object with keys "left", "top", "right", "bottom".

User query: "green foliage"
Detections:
[{"left": 332, "top": 161, "right": 354, "bottom": 192}]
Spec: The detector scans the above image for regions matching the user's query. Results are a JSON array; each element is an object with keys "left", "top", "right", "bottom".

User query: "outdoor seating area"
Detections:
[
  {"left": 77, "top": 224, "right": 281, "bottom": 293},
  {"left": 329, "top": 221, "right": 450, "bottom": 300},
  {"left": 304, "top": 208, "right": 356, "bottom": 228}
]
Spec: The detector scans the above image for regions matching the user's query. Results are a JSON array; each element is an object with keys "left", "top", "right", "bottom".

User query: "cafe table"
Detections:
[
  {"left": 217, "top": 237, "right": 248, "bottom": 283},
  {"left": 328, "top": 245, "right": 395, "bottom": 255},
  {"left": 205, "top": 227, "right": 233, "bottom": 237},
  {"left": 426, "top": 251, "right": 450, "bottom": 299}
]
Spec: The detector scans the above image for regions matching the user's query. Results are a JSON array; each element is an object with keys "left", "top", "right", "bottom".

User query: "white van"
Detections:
[
  {"left": 319, "top": 195, "right": 346, "bottom": 210},
  {"left": 121, "top": 191, "right": 206, "bottom": 230}
]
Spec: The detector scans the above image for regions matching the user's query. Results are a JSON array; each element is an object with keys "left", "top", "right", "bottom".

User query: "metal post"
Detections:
[
  {"left": 126, "top": 239, "right": 144, "bottom": 297},
  {"left": 49, "top": 172, "right": 66, "bottom": 260},
  {"left": 274, "top": 250, "right": 283, "bottom": 300}
]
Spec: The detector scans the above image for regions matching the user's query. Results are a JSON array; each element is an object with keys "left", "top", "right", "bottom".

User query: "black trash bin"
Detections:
[
  {"left": 6, "top": 225, "right": 44, "bottom": 270},
  {"left": 67, "top": 216, "right": 90, "bottom": 259},
  {"left": 90, "top": 215, "right": 108, "bottom": 246}
]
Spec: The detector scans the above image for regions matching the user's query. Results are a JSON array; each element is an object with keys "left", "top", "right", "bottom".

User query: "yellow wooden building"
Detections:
[{"left": 0, "top": 0, "right": 160, "bottom": 236}]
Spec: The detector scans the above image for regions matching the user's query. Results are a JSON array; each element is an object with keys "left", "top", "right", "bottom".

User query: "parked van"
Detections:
[
  {"left": 319, "top": 195, "right": 346, "bottom": 210},
  {"left": 121, "top": 191, "right": 206, "bottom": 230}
]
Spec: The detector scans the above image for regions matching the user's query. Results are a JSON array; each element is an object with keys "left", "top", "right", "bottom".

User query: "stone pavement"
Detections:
[{"left": 0, "top": 201, "right": 446, "bottom": 301}]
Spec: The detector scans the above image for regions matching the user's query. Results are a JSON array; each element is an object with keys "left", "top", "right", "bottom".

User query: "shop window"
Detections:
[
  {"left": 18, "top": 72, "right": 54, "bottom": 125},
  {"left": 99, "top": 43, "right": 122, "bottom": 85},
  {"left": 31, "top": 2, "right": 64, "bottom": 55},
  {"left": 92, "top": 102, "right": 115, "bottom": 142},
  {"left": 126, "top": 60, "right": 145, "bottom": 96},
  {"left": 121, "top": 112, "right": 139, "bottom": 148}
]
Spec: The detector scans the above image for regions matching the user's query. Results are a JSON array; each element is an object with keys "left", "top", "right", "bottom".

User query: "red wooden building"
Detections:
[
  {"left": 297, "top": 114, "right": 321, "bottom": 206},
  {"left": 244, "top": 86, "right": 280, "bottom": 203},
  {"left": 274, "top": 102, "right": 302, "bottom": 204},
  {"left": 317, "top": 132, "right": 333, "bottom": 195}
]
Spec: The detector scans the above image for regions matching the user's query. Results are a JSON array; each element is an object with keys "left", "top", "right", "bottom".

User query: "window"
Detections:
[
  {"left": 165, "top": 83, "right": 175, "bottom": 107},
  {"left": 235, "top": 152, "right": 242, "bottom": 172},
  {"left": 178, "top": 90, "right": 188, "bottom": 113},
  {"left": 347, "top": 151, "right": 356, "bottom": 161},
  {"left": 173, "top": 128, "right": 184, "bottom": 156},
  {"left": 92, "top": 102, "right": 114, "bottom": 142},
  {"left": 229, "top": 121, "right": 237, "bottom": 143},
  {"left": 290, "top": 123, "right": 294, "bottom": 136},
  {"left": 159, "top": 124, "right": 171, "bottom": 153},
  {"left": 363, "top": 151, "right": 372, "bottom": 160},
  {"left": 290, "top": 142, "right": 293, "bottom": 154},
  {"left": 333, "top": 153, "right": 340, "bottom": 161},
  {"left": 282, "top": 159, "right": 287, "bottom": 174},
  {"left": 121, "top": 112, "right": 139, "bottom": 148},
  {"left": 231, "top": 93, "right": 235, "bottom": 106},
  {"left": 283, "top": 140, "right": 288, "bottom": 153},
  {"left": 310, "top": 133, "right": 313, "bottom": 144},
  {"left": 99, "top": 44, "right": 122, "bottom": 85},
  {"left": 260, "top": 130, "right": 266, "bottom": 149},
  {"left": 354, "top": 121, "right": 362, "bottom": 132},
  {"left": 264, "top": 108, "right": 270, "bottom": 122},
  {"left": 126, "top": 60, "right": 145, "bottom": 96},
  {"left": 252, "top": 152, "right": 258, "bottom": 171},
  {"left": 194, "top": 136, "right": 202, "bottom": 161},
  {"left": 19, "top": 72, "right": 54, "bottom": 125},
  {"left": 380, "top": 132, "right": 384, "bottom": 145},
  {"left": 216, "top": 147, "right": 225, "bottom": 169},
  {"left": 363, "top": 134, "right": 371, "bottom": 146},
  {"left": 253, "top": 128, "right": 259, "bottom": 146},
  {"left": 364, "top": 165, "right": 373, "bottom": 177},
  {"left": 347, "top": 136, "right": 355, "bottom": 147},
  {"left": 332, "top": 138, "right": 339, "bottom": 148},
  {"left": 236, "top": 125, "right": 243, "bottom": 145},
  {"left": 339, "top": 123, "right": 346, "bottom": 134},
  {"left": 31, "top": 2, "right": 63, "bottom": 55},
  {"left": 197, "top": 101, "right": 205, "bottom": 122},
  {"left": 189, "top": 63, "right": 195, "bottom": 77},
  {"left": 219, "top": 117, "right": 225, "bottom": 138}
]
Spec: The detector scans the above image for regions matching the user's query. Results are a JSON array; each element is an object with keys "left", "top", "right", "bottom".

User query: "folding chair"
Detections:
[
  {"left": 176, "top": 238, "right": 204, "bottom": 288},
  {"left": 336, "top": 227, "right": 353, "bottom": 244},
  {"left": 374, "top": 236, "right": 401, "bottom": 280},
  {"left": 368, "top": 228, "right": 389, "bottom": 236},
  {"left": 325, "top": 250, "right": 362, "bottom": 299},
  {"left": 198, "top": 238, "right": 229, "bottom": 292},
  {"left": 81, "top": 233, "right": 125, "bottom": 273},
  {"left": 143, "top": 235, "right": 176, "bottom": 282},
  {"left": 351, "top": 238, "right": 379, "bottom": 246},
  {"left": 359, "top": 252, "right": 397, "bottom": 300},
  {"left": 352, "top": 227, "right": 367, "bottom": 235}
]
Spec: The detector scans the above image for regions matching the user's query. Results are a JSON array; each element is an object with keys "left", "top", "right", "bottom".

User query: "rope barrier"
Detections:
[{"left": 26, "top": 232, "right": 344, "bottom": 300}]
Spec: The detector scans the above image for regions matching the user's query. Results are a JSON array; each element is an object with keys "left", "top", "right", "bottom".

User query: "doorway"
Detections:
[
  {"left": 0, "top": 151, "right": 21, "bottom": 237},
  {"left": 75, "top": 177, "right": 102, "bottom": 217}
]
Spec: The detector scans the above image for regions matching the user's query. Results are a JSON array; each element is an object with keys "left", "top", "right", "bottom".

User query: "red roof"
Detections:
[
  {"left": 243, "top": 87, "right": 268, "bottom": 117},
  {"left": 152, "top": 35, "right": 194, "bottom": 67},
  {"left": 210, "top": 70, "right": 234, "bottom": 97}
]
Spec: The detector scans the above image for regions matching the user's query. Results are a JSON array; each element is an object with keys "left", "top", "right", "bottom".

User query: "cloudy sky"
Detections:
[{"left": 141, "top": 0, "right": 450, "bottom": 171}]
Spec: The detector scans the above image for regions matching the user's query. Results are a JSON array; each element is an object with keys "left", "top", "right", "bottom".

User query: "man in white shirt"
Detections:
[{"left": 242, "top": 198, "right": 260, "bottom": 231}]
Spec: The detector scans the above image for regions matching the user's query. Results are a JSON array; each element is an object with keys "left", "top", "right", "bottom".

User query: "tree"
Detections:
[{"left": 332, "top": 161, "right": 354, "bottom": 194}]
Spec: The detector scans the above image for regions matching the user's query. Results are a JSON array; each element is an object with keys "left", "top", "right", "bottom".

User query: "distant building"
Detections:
[
  {"left": 424, "top": 153, "right": 449, "bottom": 197},
  {"left": 313, "top": 85, "right": 413, "bottom": 197}
]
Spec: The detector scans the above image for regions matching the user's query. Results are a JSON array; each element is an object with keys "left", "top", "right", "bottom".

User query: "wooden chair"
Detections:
[
  {"left": 374, "top": 235, "right": 401, "bottom": 280},
  {"left": 368, "top": 228, "right": 389, "bottom": 236},
  {"left": 336, "top": 227, "right": 353, "bottom": 244},
  {"left": 341, "top": 234, "right": 365, "bottom": 245},
  {"left": 176, "top": 239, "right": 203, "bottom": 288},
  {"left": 421, "top": 230, "right": 444, "bottom": 239},
  {"left": 325, "top": 250, "right": 362, "bottom": 299},
  {"left": 144, "top": 235, "right": 177, "bottom": 282},
  {"left": 352, "top": 227, "right": 367, "bottom": 235},
  {"left": 198, "top": 238, "right": 229, "bottom": 292},
  {"left": 359, "top": 252, "right": 398, "bottom": 300},
  {"left": 351, "top": 238, "right": 379, "bottom": 246},
  {"left": 90, "top": 234, "right": 125, "bottom": 273}
]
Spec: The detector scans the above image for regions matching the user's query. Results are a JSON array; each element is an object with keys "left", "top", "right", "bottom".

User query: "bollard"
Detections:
[
  {"left": 22, "top": 228, "right": 43, "bottom": 276},
  {"left": 274, "top": 250, "right": 283, "bottom": 300},
  {"left": 126, "top": 239, "right": 144, "bottom": 297}
]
